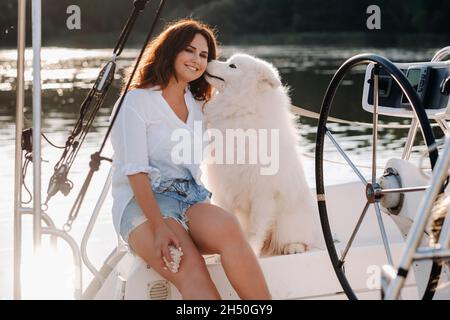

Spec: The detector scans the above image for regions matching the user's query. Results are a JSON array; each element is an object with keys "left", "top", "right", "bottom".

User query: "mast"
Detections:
[
  {"left": 13, "top": 0, "right": 27, "bottom": 300},
  {"left": 32, "top": 0, "right": 43, "bottom": 248}
]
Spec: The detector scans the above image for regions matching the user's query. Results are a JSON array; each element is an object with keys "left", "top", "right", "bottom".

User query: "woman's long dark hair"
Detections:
[{"left": 124, "top": 19, "right": 218, "bottom": 101}]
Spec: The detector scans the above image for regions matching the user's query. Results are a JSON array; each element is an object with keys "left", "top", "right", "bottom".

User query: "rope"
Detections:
[
  {"left": 429, "top": 194, "right": 449, "bottom": 246},
  {"left": 290, "top": 105, "right": 440, "bottom": 129},
  {"left": 41, "top": 133, "right": 65, "bottom": 149},
  {"left": 293, "top": 105, "right": 445, "bottom": 171},
  {"left": 21, "top": 153, "right": 33, "bottom": 205}
]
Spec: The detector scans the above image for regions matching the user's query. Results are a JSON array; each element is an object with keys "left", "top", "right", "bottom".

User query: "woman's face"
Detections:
[{"left": 173, "top": 33, "right": 209, "bottom": 83}]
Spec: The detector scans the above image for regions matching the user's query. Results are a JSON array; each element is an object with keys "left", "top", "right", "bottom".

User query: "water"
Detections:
[{"left": 0, "top": 45, "right": 443, "bottom": 299}]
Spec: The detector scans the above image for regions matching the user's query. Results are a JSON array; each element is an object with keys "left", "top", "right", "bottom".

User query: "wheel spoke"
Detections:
[
  {"left": 402, "top": 118, "right": 418, "bottom": 160},
  {"left": 339, "top": 202, "right": 370, "bottom": 264},
  {"left": 436, "top": 118, "right": 450, "bottom": 135},
  {"left": 325, "top": 130, "right": 368, "bottom": 186},
  {"left": 374, "top": 203, "right": 394, "bottom": 266},
  {"left": 372, "top": 65, "right": 379, "bottom": 185},
  {"left": 380, "top": 186, "right": 429, "bottom": 194}
]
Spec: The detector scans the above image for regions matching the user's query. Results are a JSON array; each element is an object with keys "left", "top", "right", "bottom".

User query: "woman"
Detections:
[{"left": 110, "top": 19, "right": 271, "bottom": 300}]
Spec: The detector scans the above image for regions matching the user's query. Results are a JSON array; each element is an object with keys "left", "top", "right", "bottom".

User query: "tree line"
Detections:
[{"left": 1, "top": 0, "right": 449, "bottom": 47}]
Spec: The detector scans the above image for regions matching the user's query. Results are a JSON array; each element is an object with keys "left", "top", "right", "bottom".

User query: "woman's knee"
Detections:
[
  {"left": 211, "top": 215, "right": 249, "bottom": 255},
  {"left": 187, "top": 204, "right": 248, "bottom": 253}
]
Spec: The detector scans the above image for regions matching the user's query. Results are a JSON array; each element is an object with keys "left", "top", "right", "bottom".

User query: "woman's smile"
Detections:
[{"left": 185, "top": 64, "right": 199, "bottom": 72}]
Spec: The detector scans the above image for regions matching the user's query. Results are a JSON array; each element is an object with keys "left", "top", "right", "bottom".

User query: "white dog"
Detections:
[{"left": 203, "top": 54, "right": 324, "bottom": 256}]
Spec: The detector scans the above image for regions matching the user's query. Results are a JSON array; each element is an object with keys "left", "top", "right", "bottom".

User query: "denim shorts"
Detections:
[{"left": 119, "top": 179, "right": 211, "bottom": 245}]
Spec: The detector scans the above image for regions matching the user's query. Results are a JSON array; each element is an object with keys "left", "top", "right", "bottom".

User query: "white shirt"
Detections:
[{"left": 110, "top": 87, "right": 206, "bottom": 234}]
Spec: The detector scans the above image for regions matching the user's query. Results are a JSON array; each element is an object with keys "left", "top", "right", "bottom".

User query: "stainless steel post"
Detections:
[
  {"left": 14, "top": 0, "right": 27, "bottom": 300},
  {"left": 32, "top": 0, "right": 42, "bottom": 248}
]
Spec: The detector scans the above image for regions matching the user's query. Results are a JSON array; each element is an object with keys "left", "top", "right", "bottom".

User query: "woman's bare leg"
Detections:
[
  {"left": 186, "top": 203, "right": 271, "bottom": 300},
  {"left": 128, "top": 218, "right": 221, "bottom": 299}
]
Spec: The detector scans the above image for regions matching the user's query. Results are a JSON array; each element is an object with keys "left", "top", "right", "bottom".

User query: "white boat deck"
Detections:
[{"left": 95, "top": 242, "right": 419, "bottom": 300}]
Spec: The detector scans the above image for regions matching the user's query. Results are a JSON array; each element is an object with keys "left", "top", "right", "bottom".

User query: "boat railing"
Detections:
[
  {"left": 382, "top": 135, "right": 450, "bottom": 299},
  {"left": 80, "top": 168, "right": 115, "bottom": 281},
  {"left": 432, "top": 46, "right": 450, "bottom": 63}
]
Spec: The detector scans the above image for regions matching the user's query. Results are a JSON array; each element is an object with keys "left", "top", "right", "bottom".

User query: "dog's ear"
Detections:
[{"left": 259, "top": 65, "right": 282, "bottom": 88}]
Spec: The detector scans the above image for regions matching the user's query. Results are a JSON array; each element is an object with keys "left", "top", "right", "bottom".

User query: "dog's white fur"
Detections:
[{"left": 203, "top": 54, "right": 324, "bottom": 256}]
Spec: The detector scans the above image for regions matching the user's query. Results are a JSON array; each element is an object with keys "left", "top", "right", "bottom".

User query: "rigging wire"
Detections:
[
  {"left": 21, "top": 153, "right": 33, "bottom": 205},
  {"left": 40, "top": 0, "right": 152, "bottom": 207},
  {"left": 41, "top": 133, "right": 65, "bottom": 149},
  {"left": 64, "top": 0, "right": 167, "bottom": 231}
]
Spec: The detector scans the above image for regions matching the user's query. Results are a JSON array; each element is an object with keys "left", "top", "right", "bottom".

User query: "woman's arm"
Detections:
[
  {"left": 128, "top": 173, "right": 181, "bottom": 269},
  {"left": 128, "top": 172, "right": 165, "bottom": 227}
]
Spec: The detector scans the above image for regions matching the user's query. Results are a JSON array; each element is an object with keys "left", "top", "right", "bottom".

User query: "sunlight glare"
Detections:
[{"left": 21, "top": 246, "right": 75, "bottom": 300}]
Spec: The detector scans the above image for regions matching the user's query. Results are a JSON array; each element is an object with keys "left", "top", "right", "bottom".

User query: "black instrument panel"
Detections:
[{"left": 364, "top": 61, "right": 450, "bottom": 113}]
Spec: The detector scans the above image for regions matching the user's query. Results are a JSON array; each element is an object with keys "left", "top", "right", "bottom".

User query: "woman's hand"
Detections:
[
  {"left": 127, "top": 173, "right": 182, "bottom": 270},
  {"left": 151, "top": 220, "right": 182, "bottom": 271}
]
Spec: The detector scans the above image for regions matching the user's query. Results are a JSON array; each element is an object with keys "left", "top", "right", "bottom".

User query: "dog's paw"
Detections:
[{"left": 281, "top": 242, "right": 308, "bottom": 255}]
